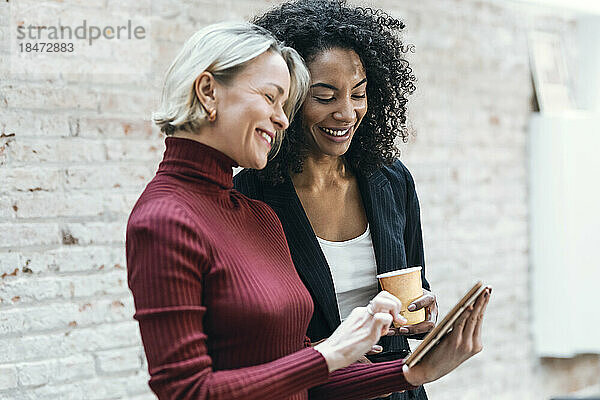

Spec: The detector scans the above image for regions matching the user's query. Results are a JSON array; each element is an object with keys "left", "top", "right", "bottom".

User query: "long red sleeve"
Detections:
[{"left": 312, "top": 360, "right": 416, "bottom": 399}]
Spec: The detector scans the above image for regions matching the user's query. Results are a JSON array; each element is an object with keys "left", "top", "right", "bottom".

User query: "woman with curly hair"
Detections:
[{"left": 234, "top": 1, "right": 437, "bottom": 399}]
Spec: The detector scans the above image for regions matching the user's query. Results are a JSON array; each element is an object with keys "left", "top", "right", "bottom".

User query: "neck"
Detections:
[
  {"left": 292, "top": 152, "right": 352, "bottom": 190},
  {"left": 160, "top": 135, "right": 237, "bottom": 190},
  {"left": 172, "top": 129, "right": 215, "bottom": 149},
  {"left": 172, "top": 126, "right": 238, "bottom": 160}
]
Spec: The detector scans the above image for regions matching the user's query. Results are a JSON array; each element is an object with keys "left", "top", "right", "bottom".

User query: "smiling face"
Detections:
[
  {"left": 301, "top": 48, "right": 367, "bottom": 158},
  {"left": 212, "top": 50, "right": 290, "bottom": 169}
]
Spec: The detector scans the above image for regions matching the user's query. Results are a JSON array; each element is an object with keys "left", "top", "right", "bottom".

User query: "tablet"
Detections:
[{"left": 404, "top": 281, "right": 488, "bottom": 368}]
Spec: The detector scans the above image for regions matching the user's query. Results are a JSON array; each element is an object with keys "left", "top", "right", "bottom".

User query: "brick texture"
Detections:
[{"left": 1, "top": 0, "right": 597, "bottom": 399}]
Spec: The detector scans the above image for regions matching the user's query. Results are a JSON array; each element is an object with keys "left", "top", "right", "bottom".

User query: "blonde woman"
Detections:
[{"left": 126, "top": 21, "right": 491, "bottom": 400}]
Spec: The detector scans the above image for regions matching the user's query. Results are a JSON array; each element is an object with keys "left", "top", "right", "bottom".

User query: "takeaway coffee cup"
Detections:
[{"left": 377, "top": 267, "right": 425, "bottom": 327}]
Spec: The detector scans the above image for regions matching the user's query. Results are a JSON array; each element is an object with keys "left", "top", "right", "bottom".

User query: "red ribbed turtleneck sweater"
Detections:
[{"left": 126, "top": 137, "right": 416, "bottom": 399}]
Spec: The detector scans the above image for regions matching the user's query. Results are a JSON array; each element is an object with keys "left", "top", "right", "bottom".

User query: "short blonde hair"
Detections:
[{"left": 153, "top": 22, "right": 309, "bottom": 140}]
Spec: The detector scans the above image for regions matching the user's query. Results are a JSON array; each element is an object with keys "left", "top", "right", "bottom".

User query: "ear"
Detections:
[{"left": 194, "top": 71, "right": 217, "bottom": 114}]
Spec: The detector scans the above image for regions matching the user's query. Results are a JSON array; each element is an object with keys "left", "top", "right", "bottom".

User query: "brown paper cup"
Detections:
[{"left": 377, "top": 267, "right": 425, "bottom": 327}]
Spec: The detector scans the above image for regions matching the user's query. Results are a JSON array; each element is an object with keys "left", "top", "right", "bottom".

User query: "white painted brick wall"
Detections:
[
  {"left": 0, "top": 366, "right": 18, "bottom": 391},
  {"left": 1, "top": 0, "right": 597, "bottom": 399}
]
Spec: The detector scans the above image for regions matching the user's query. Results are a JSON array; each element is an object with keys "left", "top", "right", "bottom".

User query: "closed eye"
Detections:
[
  {"left": 265, "top": 93, "right": 275, "bottom": 103},
  {"left": 314, "top": 96, "right": 334, "bottom": 103}
]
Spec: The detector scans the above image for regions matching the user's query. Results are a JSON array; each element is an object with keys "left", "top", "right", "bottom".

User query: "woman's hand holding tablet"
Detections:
[{"left": 402, "top": 282, "right": 492, "bottom": 386}]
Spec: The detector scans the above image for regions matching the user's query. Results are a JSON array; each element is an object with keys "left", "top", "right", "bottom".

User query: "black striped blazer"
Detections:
[{"left": 234, "top": 160, "right": 429, "bottom": 400}]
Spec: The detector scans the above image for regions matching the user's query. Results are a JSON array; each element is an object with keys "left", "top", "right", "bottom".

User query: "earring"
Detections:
[{"left": 207, "top": 109, "right": 217, "bottom": 122}]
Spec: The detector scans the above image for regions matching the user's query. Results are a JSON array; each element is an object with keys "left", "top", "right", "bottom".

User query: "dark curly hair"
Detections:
[{"left": 253, "top": 0, "right": 417, "bottom": 184}]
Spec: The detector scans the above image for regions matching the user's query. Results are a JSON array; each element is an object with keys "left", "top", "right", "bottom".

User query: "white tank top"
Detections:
[{"left": 316, "top": 224, "right": 379, "bottom": 321}]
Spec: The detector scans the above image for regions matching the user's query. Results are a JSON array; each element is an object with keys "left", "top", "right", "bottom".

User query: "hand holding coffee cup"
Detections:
[{"left": 398, "top": 287, "right": 438, "bottom": 335}]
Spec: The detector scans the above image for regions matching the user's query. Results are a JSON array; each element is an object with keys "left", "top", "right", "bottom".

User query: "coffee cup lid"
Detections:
[{"left": 376, "top": 266, "right": 422, "bottom": 279}]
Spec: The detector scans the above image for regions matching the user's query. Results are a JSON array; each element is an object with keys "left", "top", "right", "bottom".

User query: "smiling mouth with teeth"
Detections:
[
  {"left": 319, "top": 127, "right": 350, "bottom": 137},
  {"left": 258, "top": 130, "right": 273, "bottom": 145}
]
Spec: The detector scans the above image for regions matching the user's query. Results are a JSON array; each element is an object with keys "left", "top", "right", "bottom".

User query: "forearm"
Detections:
[
  {"left": 141, "top": 331, "right": 329, "bottom": 400},
  {"left": 308, "top": 359, "right": 418, "bottom": 400}
]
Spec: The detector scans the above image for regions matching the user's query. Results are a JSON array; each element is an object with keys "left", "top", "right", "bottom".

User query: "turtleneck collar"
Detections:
[{"left": 157, "top": 137, "right": 237, "bottom": 190}]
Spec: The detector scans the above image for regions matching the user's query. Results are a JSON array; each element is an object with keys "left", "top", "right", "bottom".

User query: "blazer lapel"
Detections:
[
  {"left": 262, "top": 179, "right": 341, "bottom": 332},
  {"left": 358, "top": 170, "right": 408, "bottom": 275}
]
